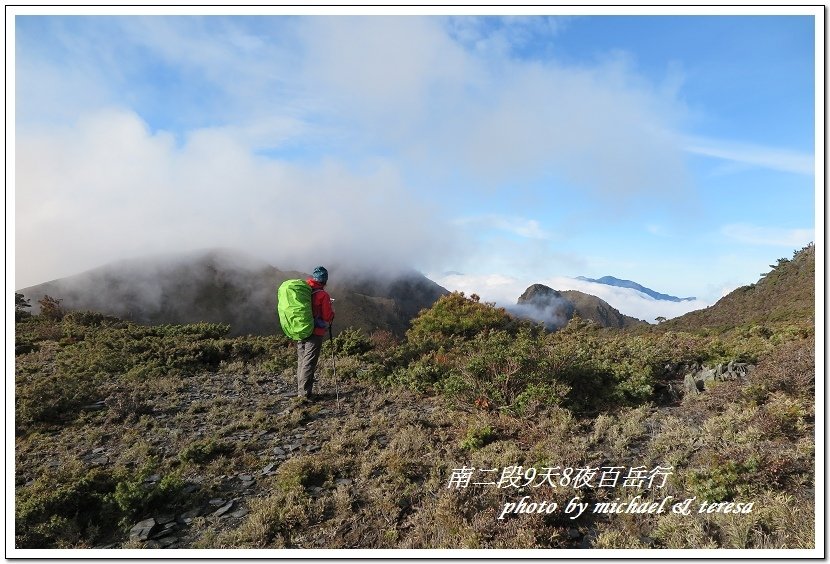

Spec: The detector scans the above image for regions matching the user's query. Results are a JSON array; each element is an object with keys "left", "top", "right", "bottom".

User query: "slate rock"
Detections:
[
  {"left": 129, "top": 518, "right": 159, "bottom": 541},
  {"left": 156, "top": 536, "right": 178, "bottom": 548},
  {"left": 178, "top": 507, "right": 204, "bottom": 524},
  {"left": 155, "top": 514, "right": 176, "bottom": 525},
  {"left": 213, "top": 500, "right": 235, "bottom": 517},
  {"left": 580, "top": 530, "right": 598, "bottom": 549},
  {"left": 684, "top": 372, "right": 702, "bottom": 396},
  {"left": 83, "top": 400, "right": 107, "bottom": 411},
  {"left": 182, "top": 483, "right": 200, "bottom": 495},
  {"left": 700, "top": 368, "right": 717, "bottom": 385},
  {"left": 231, "top": 507, "right": 249, "bottom": 519},
  {"left": 684, "top": 361, "right": 755, "bottom": 397}
]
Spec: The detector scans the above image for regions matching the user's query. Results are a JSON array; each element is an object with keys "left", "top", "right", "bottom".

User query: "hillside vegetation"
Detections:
[
  {"left": 17, "top": 249, "right": 448, "bottom": 338},
  {"left": 14, "top": 248, "right": 816, "bottom": 551},
  {"left": 661, "top": 244, "right": 815, "bottom": 332}
]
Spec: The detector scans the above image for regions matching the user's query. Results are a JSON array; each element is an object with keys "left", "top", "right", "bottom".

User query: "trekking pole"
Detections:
[{"left": 329, "top": 324, "right": 340, "bottom": 408}]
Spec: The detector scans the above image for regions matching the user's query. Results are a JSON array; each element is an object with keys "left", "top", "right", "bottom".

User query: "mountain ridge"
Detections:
[
  {"left": 513, "top": 283, "right": 647, "bottom": 329},
  {"left": 660, "top": 243, "right": 815, "bottom": 331},
  {"left": 576, "top": 275, "right": 696, "bottom": 302},
  {"left": 17, "top": 249, "right": 449, "bottom": 337}
]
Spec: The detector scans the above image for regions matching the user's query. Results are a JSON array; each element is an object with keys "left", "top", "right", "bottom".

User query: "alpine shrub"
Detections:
[
  {"left": 15, "top": 293, "right": 32, "bottom": 321},
  {"left": 459, "top": 424, "right": 496, "bottom": 451},
  {"left": 406, "top": 292, "right": 513, "bottom": 345},
  {"left": 179, "top": 438, "right": 236, "bottom": 464},
  {"left": 38, "top": 295, "right": 65, "bottom": 321},
  {"left": 329, "top": 327, "right": 372, "bottom": 356},
  {"left": 16, "top": 466, "right": 116, "bottom": 548}
]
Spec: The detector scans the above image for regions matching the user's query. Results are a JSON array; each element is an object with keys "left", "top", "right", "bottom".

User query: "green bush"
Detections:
[
  {"left": 391, "top": 352, "right": 453, "bottom": 392},
  {"left": 406, "top": 292, "right": 514, "bottom": 345},
  {"left": 16, "top": 365, "right": 103, "bottom": 429},
  {"left": 151, "top": 322, "right": 231, "bottom": 339},
  {"left": 62, "top": 310, "right": 123, "bottom": 328},
  {"left": 450, "top": 328, "right": 567, "bottom": 414},
  {"left": 16, "top": 466, "right": 116, "bottom": 548},
  {"left": 107, "top": 468, "right": 185, "bottom": 525},
  {"left": 459, "top": 424, "right": 496, "bottom": 451},
  {"left": 370, "top": 303, "right": 706, "bottom": 414},
  {"left": 179, "top": 438, "right": 236, "bottom": 464},
  {"left": 225, "top": 336, "right": 284, "bottom": 362},
  {"left": 38, "top": 295, "right": 66, "bottom": 321},
  {"left": 688, "top": 456, "right": 760, "bottom": 502},
  {"left": 15, "top": 293, "right": 32, "bottom": 321},
  {"left": 329, "top": 327, "right": 372, "bottom": 356}
]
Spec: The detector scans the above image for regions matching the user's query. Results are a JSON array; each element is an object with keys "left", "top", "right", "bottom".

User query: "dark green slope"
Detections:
[{"left": 662, "top": 244, "right": 815, "bottom": 332}]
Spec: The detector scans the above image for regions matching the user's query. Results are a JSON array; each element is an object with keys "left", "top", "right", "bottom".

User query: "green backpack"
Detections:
[{"left": 277, "top": 279, "right": 315, "bottom": 340}]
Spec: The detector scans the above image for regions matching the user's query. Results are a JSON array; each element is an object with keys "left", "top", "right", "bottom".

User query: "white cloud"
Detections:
[
  {"left": 261, "top": 16, "right": 692, "bottom": 200},
  {"left": 429, "top": 272, "right": 526, "bottom": 306},
  {"left": 453, "top": 215, "right": 554, "bottom": 240},
  {"left": 683, "top": 135, "right": 815, "bottom": 176},
  {"left": 17, "top": 16, "right": 695, "bottom": 195},
  {"left": 15, "top": 108, "right": 456, "bottom": 288},
  {"left": 434, "top": 57, "right": 691, "bottom": 197},
  {"left": 430, "top": 271, "right": 712, "bottom": 324},
  {"left": 721, "top": 223, "right": 815, "bottom": 247},
  {"left": 542, "top": 277, "right": 712, "bottom": 323},
  {"left": 445, "top": 15, "right": 572, "bottom": 58},
  {"left": 16, "top": 15, "right": 781, "bottom": 292}
]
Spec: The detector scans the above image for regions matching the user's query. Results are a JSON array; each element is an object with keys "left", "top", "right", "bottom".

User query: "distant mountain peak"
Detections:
[
  {"left": 512, "top": 283, "right": 646, "bottom": 330},
  {"left": 576, "top": 275, "right": 695, "bottom": 302}
]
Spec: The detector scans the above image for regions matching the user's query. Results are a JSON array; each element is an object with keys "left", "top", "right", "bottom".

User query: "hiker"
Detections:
[{"left": 295, "top": 266, "right": 334, "bottom": 401}]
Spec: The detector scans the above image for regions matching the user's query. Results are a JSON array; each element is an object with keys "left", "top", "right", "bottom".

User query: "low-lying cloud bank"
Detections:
[
  {"left": 430, "top": 272, "right": 714, "bottom": 325},
  {"left": 15, "top": 109, "right": 458, "bottom": 288},
  {"left": 544, "top": 276, "right": 713, "bottom": 323}
]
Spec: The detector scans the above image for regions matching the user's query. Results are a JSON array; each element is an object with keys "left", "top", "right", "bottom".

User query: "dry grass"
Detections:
[{"left": 14, "top": 312, "right": 816, "bottom": 552}]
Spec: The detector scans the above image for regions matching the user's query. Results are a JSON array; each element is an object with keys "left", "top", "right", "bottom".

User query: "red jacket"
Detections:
[{"left": 307, "top": 278, "right": 335, "bottom": 336}]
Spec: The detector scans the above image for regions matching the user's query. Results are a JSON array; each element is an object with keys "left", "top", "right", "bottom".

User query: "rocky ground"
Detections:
[
  {"left": 15, "top": 333, "right": 816, "bottom": 551},
  {"left": 17, "top": 359, "right": 453, "bottom": 549}
]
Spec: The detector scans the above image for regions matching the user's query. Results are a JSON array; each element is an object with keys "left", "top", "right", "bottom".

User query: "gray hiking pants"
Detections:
[{"left": 296, "top": 334, "right": 324, "bottom": 398}]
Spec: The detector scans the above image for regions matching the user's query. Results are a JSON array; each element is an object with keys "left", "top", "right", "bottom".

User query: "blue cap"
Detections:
[{"left": 311, "top": 266, "right": 328, "bottom": 284}]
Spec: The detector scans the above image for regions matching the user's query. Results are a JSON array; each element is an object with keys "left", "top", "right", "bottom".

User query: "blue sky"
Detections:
[{"left": 12, "top": 9, "right": 819, "bottom": 322}]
